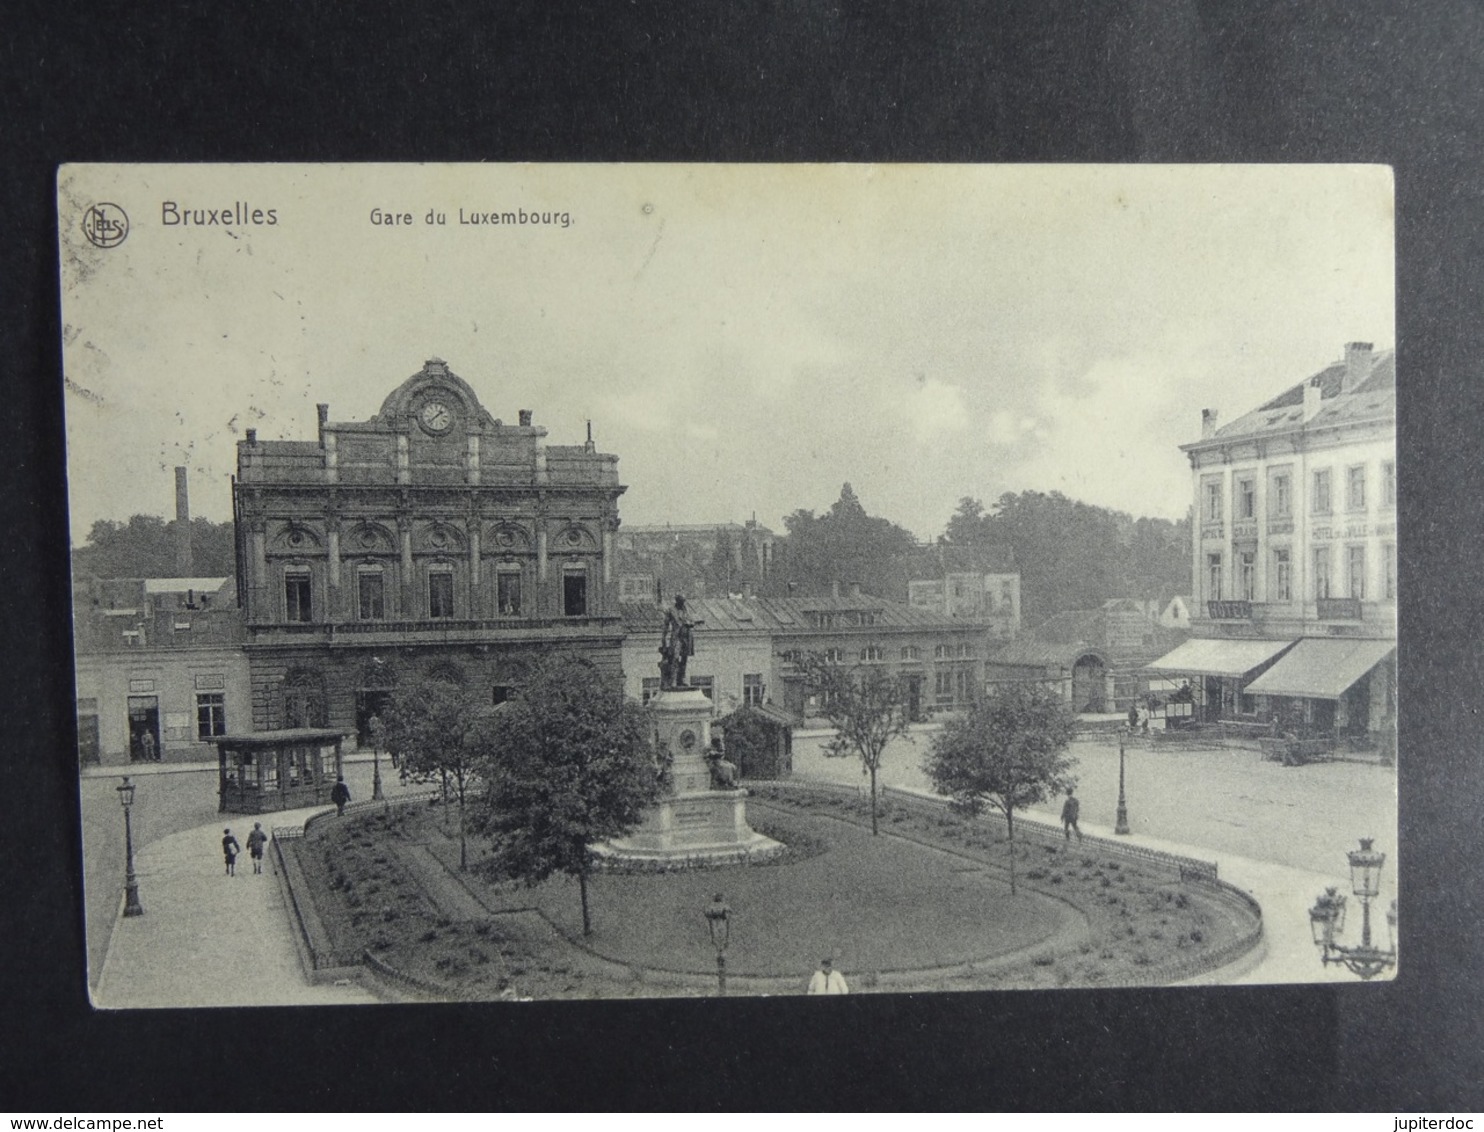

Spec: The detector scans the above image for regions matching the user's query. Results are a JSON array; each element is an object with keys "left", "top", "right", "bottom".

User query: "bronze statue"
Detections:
[
  {"left": 658, "top": 594, "right": 698, "bottom": 689},
  {"left": 707, "top": 735, "right": 739, "bottom": 789}
]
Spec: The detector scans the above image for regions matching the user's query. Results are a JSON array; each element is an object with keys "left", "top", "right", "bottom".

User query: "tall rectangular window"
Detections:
[
  {"left": 1313, "top": 469, "right": 1332, "bottom": 515},
  {"left": 357, "top": 569, "right": 385, "bottom": 620},
  {"left": 743, "top": 673, "right": 764, "bottom": 706},
  {"left": 196, "top": 693, "right": 226, "bottom": 740},
  {"left": 935, "top": 669, "right": 954, "bottom": 706},
  {"left": 690, "top": 675, "right": 714, "bottom": 700},
  {"left": 497, "top": 570, "right": 522, "bottom": 616},
  {"left": 1236, "top": 477, "right": 1256, "bottom": 521},
  {"left": 563, "top": 570, "right": 587, "bottom": 616},
  {"left": 1203, "top": 478, "right": 1223, "bottom": 523},
  {"left": 1270, "top": 470, "right": 1292, "bottom": 519},
  {"left": 1347, "top": 545, "right": 1367, "bottom": 600},
  {"left": 1383, "top": 542, "right": 1397, "bottom": 599},
  {"left": 1382, "top": 461, "right": 1396, "bottom": 508},
  {"left": 429, "top": 570, "right": 455, "bottom": 619},
  {"left": 1272, "top": 547, "right": 1292, "bottom": 602},
  {"left": 1347, "top": 466, "right": 1367, "bottom": 511},
  {"left": 285, "top": 570, "right": 312, "bottom": 622},
  {"left": 641, "top": 677, "right": 661, "bottom": 705},
  {"left": 1237, "top": 551, "right": 1255, "bottom": 600},
  {"left": 1313, "top": 547, "right": 1332, "bottom": 599},
  {"left": 1206, "top": 553, "right": 1223, "bottom": 601}
]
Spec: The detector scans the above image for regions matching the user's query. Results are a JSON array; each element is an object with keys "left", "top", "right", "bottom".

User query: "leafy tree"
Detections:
[
  {"left": 775, "top": 483, "right": 919, "bottom": 600},
  {"left": 73, "top": 514, "right": 237, "bottom": 579},
  {"left": 944, "top": 491, "right": 1190, "bottom": 625},
  {"left": 382, "top": 678, "right": 481, "bottom": 870},
  {"left": 473, "top": 657, "right": 659, "bottom": 936},
  {"left": 796, "top": 651, "right": 911, "bottom": 836},
  {"left": 925, "top": 683, "right": 1077, "bottom": 894}
]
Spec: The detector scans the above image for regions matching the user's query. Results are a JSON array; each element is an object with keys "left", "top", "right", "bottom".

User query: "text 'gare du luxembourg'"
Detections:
[{"left": 72, "top": 347, "right": 1396, "bottom": 805}]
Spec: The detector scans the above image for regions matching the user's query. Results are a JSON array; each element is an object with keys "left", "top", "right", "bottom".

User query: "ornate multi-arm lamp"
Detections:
[{"left": 1308, "top": 838, "right": 1397, "bottom": 980}]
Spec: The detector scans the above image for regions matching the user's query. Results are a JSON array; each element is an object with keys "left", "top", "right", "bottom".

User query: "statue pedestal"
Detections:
[{"left": 593, "top": 687, "right": 783, "bottom": 868}]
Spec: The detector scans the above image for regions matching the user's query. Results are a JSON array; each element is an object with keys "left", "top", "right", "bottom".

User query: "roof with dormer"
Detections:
[{"left": 1187, "top": 348, "right": 1394, "bottom": 448}]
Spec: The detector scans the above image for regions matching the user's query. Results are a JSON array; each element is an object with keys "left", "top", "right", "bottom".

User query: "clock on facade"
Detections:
[{"left": 419, "top": 399, "right": 454, "bottom": 433}]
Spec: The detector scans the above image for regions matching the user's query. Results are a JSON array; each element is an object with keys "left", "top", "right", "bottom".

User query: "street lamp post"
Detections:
[
  {"left": 703, "top": 892, "right": 731, "bottom": 997},
  {"left": 1308, "top": 838, "right": 1396, "bottom": 980},
  {"left": 116, "top": 777, "right": 144, "bottom": 917},
  {"left": 369, "top": 716, "right": 385, "bottom": 803},
  {"left": 1114, "top": 732, "right": 1131, "bottom": 835}
]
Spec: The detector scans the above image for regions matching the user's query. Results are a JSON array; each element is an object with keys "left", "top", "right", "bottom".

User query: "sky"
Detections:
[{"left": 58, "top": 164, "right": 1394, "bottom": 544}]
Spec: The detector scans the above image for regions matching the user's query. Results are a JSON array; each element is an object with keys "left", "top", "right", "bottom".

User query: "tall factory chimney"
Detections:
[{"left": 174, "top": 466, "right": 193, "bottom": 577}]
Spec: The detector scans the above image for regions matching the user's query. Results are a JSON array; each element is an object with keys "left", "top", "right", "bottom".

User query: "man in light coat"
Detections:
[{"left": 807, "top": 957, "right": 849, "bottom": 995}]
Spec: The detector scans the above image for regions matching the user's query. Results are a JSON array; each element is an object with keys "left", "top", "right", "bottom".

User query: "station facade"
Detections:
[{"left": 233, "top": 359, "right": 627, "bottom": 743}]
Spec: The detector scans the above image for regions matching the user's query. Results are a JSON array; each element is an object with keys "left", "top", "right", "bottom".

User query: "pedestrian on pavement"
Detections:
[
  {"left": 1061, "top": 789, "right": 1082, "bottom": 842},
  {"left": 140, "top": 730, "right": 157, "bottom": 762},
  {"left": 807, "top": 957, "right": 849, "bottom": 995},
  {"left": 330, "top": 775, "right": 351, "bottom": 816},
  {"left": 246, "top": 822, "right": 268, "bottom": 874},
  {"left": 222, "top": 828, "right": 241, "bottom": 876},
  {"left": 1127, "top": 703, "right": 1139, "bottom": 731}
]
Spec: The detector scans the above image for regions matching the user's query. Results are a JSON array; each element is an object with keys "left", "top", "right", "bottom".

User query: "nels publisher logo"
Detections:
[{"left": 82, "top": 202, "right": 129, "bottom": 249}]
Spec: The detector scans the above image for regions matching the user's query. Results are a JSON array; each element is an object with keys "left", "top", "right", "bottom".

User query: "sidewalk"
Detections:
[
  {"left": 93, "top": 803, "right": 380, "bottom": 1008},
  {"left": 883, "top": 783, "right": 1371, "bottom": 985}
]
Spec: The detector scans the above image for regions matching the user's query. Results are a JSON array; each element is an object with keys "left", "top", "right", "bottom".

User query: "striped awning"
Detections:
[
  {"left": 1244, "top": 638, "right": 1395, "bottom": 699},
  {"left": 1144, "top": 637, "right": 1297, "bottom": 678}
]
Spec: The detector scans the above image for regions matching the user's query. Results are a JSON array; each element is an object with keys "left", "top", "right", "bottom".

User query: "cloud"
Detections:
[{"left": 909, "top": 378, "right": 969, "bottom": 441}]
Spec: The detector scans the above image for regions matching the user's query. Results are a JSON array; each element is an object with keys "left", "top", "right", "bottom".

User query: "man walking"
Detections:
[
  {"left": 246, "top": 822, "right": 269, "bottom": 874},
  {"left": 330, "top": 775, "right": 351, "bottom": 816},
  {"left": 807, "top": 957, "right": 849, "bottom": 995},
  {"left": 1061, "top": 789, "right": 1082, "bottom": 842}
]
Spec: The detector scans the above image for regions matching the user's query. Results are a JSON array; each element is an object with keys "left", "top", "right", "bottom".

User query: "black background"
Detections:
[{"left": 4, "top": 0, "right": 1482, "bottom": 1112}]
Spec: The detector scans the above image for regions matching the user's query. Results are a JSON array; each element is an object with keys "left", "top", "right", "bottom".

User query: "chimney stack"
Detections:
[
  {"left": 1201, "top": 409, "right": 1219, "bottom": 439},
  {"left": 1343, "top": 341, "right": 1374, "bottom": 393},
  {"left": 849, "top": 581, "right": 862, "bottom": 598},
  {"left": 519, "top": 409, "right": 533, "bottom": 427},
  {"left": 831, "top": 580, "right": 841, "bottom": 599},
  {"left": 245, "top": 428, "right": 257, "bottom": 444},
  {"left": 173, "top": 466, "right": 193, "bottom": 577},
  {"left": 1302, "top": 377, "right": 1324, "bottom": 422}
]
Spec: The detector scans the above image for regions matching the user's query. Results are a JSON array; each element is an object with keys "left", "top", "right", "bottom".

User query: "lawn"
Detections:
[{"left": 290, "top": 786, "right": 1259, "bottom": 998}]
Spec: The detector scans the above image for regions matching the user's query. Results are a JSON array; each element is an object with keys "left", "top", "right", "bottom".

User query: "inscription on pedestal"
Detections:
[{"left": 673, "top": 802, "right": 711, "bottom": 827}]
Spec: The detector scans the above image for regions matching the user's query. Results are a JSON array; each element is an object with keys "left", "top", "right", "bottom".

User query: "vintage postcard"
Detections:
[{"left": 59, "top": 163, "right": 1396, "bottom": 1006}]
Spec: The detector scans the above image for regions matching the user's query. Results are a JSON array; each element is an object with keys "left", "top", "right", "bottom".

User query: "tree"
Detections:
[
  {"left": 382, "top": 678, "right": 480, "bottom": 870},
  {"left": 925, "top": 683, "right": 1077, "bottom": 894},
  {"left": 473, "top": 657, "right": 659, "bottom": 936},
  {"left": 73, "top": 514, "right": 237, "bottom": 579},
  {"left": 777, "top": 484, "right": 919, "bottom": 599},
  {"left": 796, "top": 652, "right": 911, "bottom": 836}
]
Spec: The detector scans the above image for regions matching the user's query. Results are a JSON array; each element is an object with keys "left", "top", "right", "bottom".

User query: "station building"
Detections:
[{"left": 233, "top": 358, "right": 626, "bottom": 743}]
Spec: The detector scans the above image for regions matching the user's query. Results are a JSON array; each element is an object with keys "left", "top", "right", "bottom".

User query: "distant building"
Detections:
[
  {"left": 1158, "top": 595, "right": 1193, "bottom": 631},
  {"left": 984, "top": 602, "right": 1187, "bottom": 713},
  {"left": 619, "top": 589, "right": 989, "bottom": 722},
  {"left": 1150, "top": 342, "right": 1396, "bottom": 742},
  {"left": 73, "top": 577, "right": 248, "bottom": 764},
  {"left": 906, "top": 542, "right": 1021, "bottom": 641},
  {"left": 614, "top": 519, "right": 776, "bottom": 602},
  {"left": 233, "top": 358, "right": 626, "bottom": 742}
]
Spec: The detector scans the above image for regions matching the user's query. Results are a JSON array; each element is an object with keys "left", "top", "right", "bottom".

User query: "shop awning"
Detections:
[
  {"left": 1144, "top": 637, "right": 1297, "bottom": 678},
  {"left": 1244, "top": 638, "right": 1395, "bottom": 699}
]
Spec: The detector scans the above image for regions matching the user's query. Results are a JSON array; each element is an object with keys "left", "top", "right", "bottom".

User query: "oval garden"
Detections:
[{"left": 283, "top": 782, "right": 1261, "bottom": 999}]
